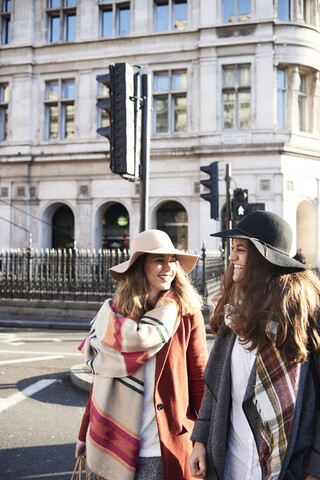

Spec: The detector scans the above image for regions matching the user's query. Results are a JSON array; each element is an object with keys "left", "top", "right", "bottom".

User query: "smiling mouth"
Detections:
[
  {"left": 234, "top": 265, "right": 244, "bottom": 270},
  {"left": 158, "top": 276, "right": 173, "bottom": 281}
]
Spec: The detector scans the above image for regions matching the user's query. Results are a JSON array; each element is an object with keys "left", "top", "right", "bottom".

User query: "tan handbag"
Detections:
[{"left": 71, "top": 452, "right": 86, "bottom": 480}]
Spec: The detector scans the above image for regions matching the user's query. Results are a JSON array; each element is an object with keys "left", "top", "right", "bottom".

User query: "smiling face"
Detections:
[
  {"left": 144, "top": 253, "right": 177, "bottom": 300},
  {"left": 228, "top": 238, "right": 249, "bottom": 282}
]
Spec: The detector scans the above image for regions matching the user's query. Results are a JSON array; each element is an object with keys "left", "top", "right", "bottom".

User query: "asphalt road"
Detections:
[{"left": 0, "top": 328, "right": 89, "bottom": 480}]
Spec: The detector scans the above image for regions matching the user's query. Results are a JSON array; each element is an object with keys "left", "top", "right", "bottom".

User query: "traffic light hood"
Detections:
[
  {"left": 211, "top": 210, "right": 307, "bottom": 270},
  {"left": 109, "top": 229, "right": 199, "bottom": 281}
]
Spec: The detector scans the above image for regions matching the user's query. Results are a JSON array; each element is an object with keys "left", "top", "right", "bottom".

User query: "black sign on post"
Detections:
[{"left": 200, "top": 161, "right": 219, "bottom": 220}]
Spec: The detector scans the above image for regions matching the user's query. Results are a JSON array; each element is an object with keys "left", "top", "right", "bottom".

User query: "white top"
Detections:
[
  {"left": 139, "top": 355, "right": 161, "bottom": 457},
  {"left": 224, "top": 337, "right": 262, "bottom": 480}
]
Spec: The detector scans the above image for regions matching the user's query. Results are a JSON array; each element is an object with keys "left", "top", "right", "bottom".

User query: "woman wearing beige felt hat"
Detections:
[{"left": 76, "top": 229, "right": 208, "bottom": 480}]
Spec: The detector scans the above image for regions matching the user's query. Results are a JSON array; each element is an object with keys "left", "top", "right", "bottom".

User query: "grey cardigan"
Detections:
[{"left": 191, "top": 329, "right": 320, "bottom": 480}]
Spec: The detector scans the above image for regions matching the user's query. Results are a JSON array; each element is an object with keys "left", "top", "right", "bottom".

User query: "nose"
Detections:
[
  {"left": 229, "top": 250, "right": 237, "bottom": 262},
  {"left": 162, "top": 261, "right": 171, "bottom": 272}
]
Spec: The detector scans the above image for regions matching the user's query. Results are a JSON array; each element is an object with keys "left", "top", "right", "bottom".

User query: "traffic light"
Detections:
[
  {"left": 233, "top": 188, "right": 249, "bottom": 221},
  {"left": 200, "top": 161, "right": 219, "bottom": 220},
  {"left": 97, "top": 63, "right": 140, "bottom": 180}
]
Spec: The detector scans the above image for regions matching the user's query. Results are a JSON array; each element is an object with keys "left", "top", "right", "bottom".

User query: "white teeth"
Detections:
[{"left": 234, "top": 265, "right": 243, "bottom": 270}]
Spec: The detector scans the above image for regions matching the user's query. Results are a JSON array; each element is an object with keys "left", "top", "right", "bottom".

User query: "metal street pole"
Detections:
[
  {"left": 139, "top": 74, "right": 151, "bottom": 232},
  {"left": 225, "top": 163, "right": 232, "bottom": 270}
]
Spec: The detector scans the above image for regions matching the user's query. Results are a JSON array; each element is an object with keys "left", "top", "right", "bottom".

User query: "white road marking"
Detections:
[
  {"left": 0, "top": 349, "right": 81, "bottom": 356},
  {"left": 0, "top": 355, "right": 64, "bottom": 366},
  {"left": 0, "top": 379, "right": 57, "bottom": 413}
]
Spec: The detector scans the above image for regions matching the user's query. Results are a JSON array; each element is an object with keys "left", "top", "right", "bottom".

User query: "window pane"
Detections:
[
  {"left": 64, "top": 104, "right": 74, "bottom": 138},
  {"left": 278, "top": 0, "right": 290, "bottom": 20},
  {"left": 173, "top": 0, "right": 187, "bottom": 30},
  {"left": 0, "top": 106, "right": 8, "bottom": 141},
  {"left": 223, "top": 0, "right": 235, "bottom": 22},
  {"left": 4, "top": 18, "right": 10, "bottom": 44},
  {"left": 299, "top": 74, "right": 307, "bottom": 94},
  {"left": 64, "top": 0, "right": 77, "bottom": 6},
  {"left": 155, "top": 97, "right": 168, "bottom": 133},
  {"left": 173, "top": 95, "right": 187, "bottom": 132},
  {"left": 66, "top": 13, "right": 76, "bottom": 41},
  {"left": 223, "top": 92, "right": 235, "bottom": 128},
  {"left": 277, "top": 90, "right": 284, "bottom": 129},
  {"left": 63, "top": 81, "right": 75, "bottom": 98},
  {"left": 297, "top": 96, "right": 306, "bottom": 131},
  {"left": 49, "top": 0, "right": 60, "bottom": 8},
  {"left": 277, "top": 69, "right": 285, "bottom": 89},
  {"left": 49, "top": 105, "right": 58, "bottom": 139},
  {"left": 102, "top": 9, "right": 113, "bottom": 37},
  {"left": 239, "top": 66, "right": 250, "bottom": 85},
  {"left": 172, "top": 72, "right": 187, "bottom": 90},
  {"left": 239, "top": 91, "right": 250, "bottom": 128},
  {"left": 155, "top": 3, "right": 168, "bottom": 32},
  {"left": 51, "top": 16, "right": 60, "bottom": 42},
  {"left": 3, "top": 85, "right": 9, "bottom": 102},
  {"left": 223, "top": 67, "right": 235, "bottom": 86},
  {"left": 238, "top": 0, "right": 250, "bottom": 21},
  {"left": 118, "top": 7, "right": 130, "bottom": 35},
  {"left": 3, "top": 0, "right": 11, "bottom": 12},
  {"left": 47, "top": 82, "right": 59, "bottom": 100},
  {"left": 154, "top": 74, "right": 169, "bottom": 92}
]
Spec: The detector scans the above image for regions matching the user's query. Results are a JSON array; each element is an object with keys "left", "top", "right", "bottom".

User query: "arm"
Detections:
[
  {"left": 75, "top": 385, "right": 92, "bottom": 458},
  {"left": 186, "top": 309, "right": 208, "bottom": 413},
  {"left": 305, "top": 352, "right": 320, "bottom": 479}
]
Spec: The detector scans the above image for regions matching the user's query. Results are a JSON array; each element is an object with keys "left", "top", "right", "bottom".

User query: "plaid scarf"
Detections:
[
  {"left": 78, "top": 290, "right": 180, "bottom": 480},
  {"left": 254, "top": 324, "right": 301, "bottom": 480}
]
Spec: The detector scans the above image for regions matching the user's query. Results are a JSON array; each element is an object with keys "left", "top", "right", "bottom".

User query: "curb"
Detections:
[
  {"left": 0, "top": 317, "right": 91, "bottom": 330},
  {"left": 70, "top": 363, "right": 93, "bottom": 393}
]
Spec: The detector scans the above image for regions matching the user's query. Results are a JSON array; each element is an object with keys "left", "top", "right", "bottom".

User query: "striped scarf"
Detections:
[
  {"left": 78, "top": 289, "right": 180, "bottom": 480},
  {"left": 254, "top": 324, "right": 301, "bottom": 480}
]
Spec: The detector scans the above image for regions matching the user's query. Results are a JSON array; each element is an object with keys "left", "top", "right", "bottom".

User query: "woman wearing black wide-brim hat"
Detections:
[{"left": 190, "top": 210, "right": 320, "bottom": 480}]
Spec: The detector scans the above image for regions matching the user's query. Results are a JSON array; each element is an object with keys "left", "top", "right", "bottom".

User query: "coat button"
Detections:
[{"left": 157, "top": 403, "right": 164, "bottom": 411}]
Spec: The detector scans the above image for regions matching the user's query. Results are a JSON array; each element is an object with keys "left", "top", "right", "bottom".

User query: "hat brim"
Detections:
[
  {"left": 211, "top": 228, "right": 307, "bottom": 270},
  {"left": 109, "top": 247, "right": 199, "bottom": 281}
]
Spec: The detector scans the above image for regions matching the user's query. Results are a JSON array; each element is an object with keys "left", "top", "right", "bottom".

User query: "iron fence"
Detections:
[{"left": 0, "top": 245, "right": 223, "bottom": 303}]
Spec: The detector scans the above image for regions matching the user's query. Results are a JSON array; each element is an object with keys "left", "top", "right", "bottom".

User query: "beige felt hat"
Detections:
[{"left": 109, "top": 229, "right": 199, "bottom": 281}]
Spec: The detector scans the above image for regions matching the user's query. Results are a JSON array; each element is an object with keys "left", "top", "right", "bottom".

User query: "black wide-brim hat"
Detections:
[{"left": 211, "top": 210, "right": 307, "bottom": 270}]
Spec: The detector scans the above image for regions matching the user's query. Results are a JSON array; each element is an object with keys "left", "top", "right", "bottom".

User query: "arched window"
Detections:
[
  {"left": 52, "top": 204, "right": 74, "bottom": 249},
  {"left": 102, "top": 203, "right": 129, "bottom": 249},
  {"left": 156, "top": 201, "right": 188, "bottom": 250}
]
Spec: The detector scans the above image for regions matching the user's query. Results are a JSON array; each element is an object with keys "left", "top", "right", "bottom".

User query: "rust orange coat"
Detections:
[{"left": 78, "top": 310, "right": 208, "bottom": 480}]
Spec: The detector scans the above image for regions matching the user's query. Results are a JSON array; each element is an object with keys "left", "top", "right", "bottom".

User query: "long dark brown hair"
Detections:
[
  {"left": 113, "top": 254, "right": 203, "bottom": 319},
  {"left": 210, "top": 241, "right": 320, "bottom": 363}
]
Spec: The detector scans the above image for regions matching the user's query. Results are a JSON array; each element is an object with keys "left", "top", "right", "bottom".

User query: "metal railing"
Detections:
[{"left": 0, "top": 245, "right": 223, "bottom": 303}]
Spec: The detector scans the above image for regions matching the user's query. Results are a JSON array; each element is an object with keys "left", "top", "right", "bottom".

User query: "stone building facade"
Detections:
[{"left": 0, "top": 0, "right": 320, "bottom": 268}]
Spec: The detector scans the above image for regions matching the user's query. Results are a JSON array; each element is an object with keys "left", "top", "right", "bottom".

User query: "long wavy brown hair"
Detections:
[
  {"left": 210, "top": 241, "right": 320, "bottom": 363},
  {"left": 113, "top": 254, "right": 203, "bottom": 320}
]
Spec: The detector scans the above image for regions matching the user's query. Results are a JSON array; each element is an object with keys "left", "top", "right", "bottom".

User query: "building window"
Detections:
[
  {"left": 278, "top": 0, "right": 290, "bottom": 20},
  {"left": 0, "top": 0, "right": 11, "bottom": 45},
  {"left": 97, "top": 79, "right": 110, "bottom": 132},
  {"left": 47, "top": 0, "right": 77, "bottom": 43},
  {"left": 153, "top": 70, "right": 187, "bottom": 134},
  {"left": 154, "top": 0, "right": 187, "bottom": 32},
  {"left": 45, "top": 80, "right": 75, "bottom": 140},
  {"left": 277, "top": 68, "right": 286, "bottom": 129},
  {"left": 222, "top": 65, "right": 251, "bottom": 129},
  {"left": 297, "top": 73, "right": 307, "bottom": 132},
  {"left": 222, "top": 0, "right": 250, "bottom": 23},
  {"left": 99, "top": 1, "right": 130, "bottom": 37},
  {"left": 0, "top": 83, "right": 9, "bottom": 141}
]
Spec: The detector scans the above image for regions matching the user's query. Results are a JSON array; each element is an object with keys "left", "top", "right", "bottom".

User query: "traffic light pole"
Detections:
[
  {"left": 139, "top": 74, "right": 151, "bottom": 232},
  {"left": 225, "top": 163, "right": 232, "bottom": 270}
]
